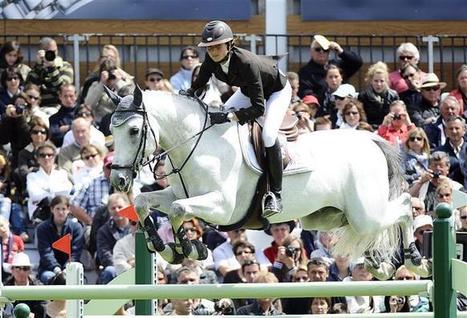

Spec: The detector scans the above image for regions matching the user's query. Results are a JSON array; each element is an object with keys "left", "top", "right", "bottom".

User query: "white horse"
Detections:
[{"left": 108, "top": 86, "right": 421, "bottom": 268}]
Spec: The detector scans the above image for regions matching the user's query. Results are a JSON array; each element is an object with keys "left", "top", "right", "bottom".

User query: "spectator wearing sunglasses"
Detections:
[
  {"left": 389, "top": 42, "right": 425, "bottom": 94},
  {"left": 329, "top": 83, "right": 357, "bottom": 128},
  {"left": 399, "top": 63, "right": 423, "bottom": 111},
  {"left": 170, "top": 46, "right": 200, "bottom": 93},
  {"left": 26, "top": 142, "right": 72, "bottom": 219},
  {"left": 402, "top": 127, "right": 431, "bottom": 185},
  {"left": 358, "top": 61, "right": 399, "bottom": 129},
  {"left": 298, "top": 34, "right": 362, "bottom": 102},
  {"left": 144, "top": 68, "right": 168, "bottom": 91},
  {"left": 0, "top": 66, "right": 24, "bottom": 114},
  {"left": 23, "top": 83, "right": 49, "bottom": 126},
  {"left": 71, "top": 144, "right": 104, "bottom": 192},
  {"left": 340, "top": 98, "right": 367, "bottom": 130},
  {"left": 3, "top": 252, "right": 47, "bottom": 318},
  {"left": 408, "top": 73, "right": 446, "bottom": 127},
  {"left": 58, "top": 117, "right": 107, "bottom": 178}
]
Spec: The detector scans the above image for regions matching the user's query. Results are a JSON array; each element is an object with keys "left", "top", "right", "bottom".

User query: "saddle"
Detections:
[
  {"left": 216, "top": 113, "right": 300, "bottom": 232},
  {"left": 250, "top": 112, "right": 299, "bottom": 170}
]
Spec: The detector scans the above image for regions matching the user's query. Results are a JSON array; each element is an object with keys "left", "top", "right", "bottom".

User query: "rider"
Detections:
[{"left": 181, "top": 20, "right": 291, "bottom": 218}]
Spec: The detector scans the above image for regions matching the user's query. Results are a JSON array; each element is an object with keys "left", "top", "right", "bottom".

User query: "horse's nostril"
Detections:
[{"left": 118, "top": 176, "right": 127, "bottom": 188}]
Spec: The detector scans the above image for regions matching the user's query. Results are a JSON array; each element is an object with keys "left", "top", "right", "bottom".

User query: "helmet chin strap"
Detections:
[{"left": 217, "top": 41, "right": 234, "bottom": 64}]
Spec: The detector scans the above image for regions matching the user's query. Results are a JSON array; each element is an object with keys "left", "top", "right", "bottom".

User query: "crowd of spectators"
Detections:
[{"left": 0, "top": 34, "right": 466, "bottom": 316}]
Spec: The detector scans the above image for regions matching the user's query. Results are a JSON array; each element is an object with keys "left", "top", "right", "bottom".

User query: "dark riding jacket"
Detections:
[{"left": 191, "top": 46, "right": 287, "bottom": 124}]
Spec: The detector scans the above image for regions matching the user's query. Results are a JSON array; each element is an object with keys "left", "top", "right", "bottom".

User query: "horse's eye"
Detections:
[{"left": 129, "top": 127, "right": 139, "bottom": 136}]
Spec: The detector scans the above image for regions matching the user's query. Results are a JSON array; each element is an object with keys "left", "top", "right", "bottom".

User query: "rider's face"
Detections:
[{"left": 207, "top": 43, "right": 229, "bottom": 63}]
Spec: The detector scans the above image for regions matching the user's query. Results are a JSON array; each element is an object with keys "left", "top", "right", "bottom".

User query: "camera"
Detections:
[
  {"left": 44, "top": 50, "right": 56, "bottom": 62},
  {"left": 108, "top": 71, "right": 117, "bottom": 81},
  {"left": 15, "top": 104, "right": 27, "bottom": 115},
  {"left": 285, "top": 246, "right": 297, "bottom": 257},
  {"left": 433, "top": 171, "right": 440, "bottom": 179},
  {"left": 393, "top": 114, "right": 402, "bottom": 120}
]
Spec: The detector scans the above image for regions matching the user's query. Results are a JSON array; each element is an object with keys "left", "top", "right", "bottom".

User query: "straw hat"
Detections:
[{"left": 420, "top": 73, "right": 447, "bottom": 89}]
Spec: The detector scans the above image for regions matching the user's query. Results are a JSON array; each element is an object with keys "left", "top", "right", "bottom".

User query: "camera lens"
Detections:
[
  {"left": 15, "top": 104, "right": 26, "bottom": 115},
  {"left": 285, "top": 246, "right": 296, "bottom": 257},
  {"left": 45, "top": 50, "right": 56, "bottom": 62},
  {"left": 108, "top": 72, "right": 116, "bottom": 81}
]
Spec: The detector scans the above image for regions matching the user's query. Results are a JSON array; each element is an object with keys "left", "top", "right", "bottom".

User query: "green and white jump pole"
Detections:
[{"left": 2, "top": 204, "right": 466, "bottom": 317}]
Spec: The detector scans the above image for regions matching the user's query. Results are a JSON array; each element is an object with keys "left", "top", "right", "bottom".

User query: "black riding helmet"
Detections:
[{"left": 198, "top": 20, "right": 234, "bottom": 47}]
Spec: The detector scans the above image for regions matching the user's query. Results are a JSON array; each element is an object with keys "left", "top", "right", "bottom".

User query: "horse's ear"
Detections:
[
  {"left": 104, "top": 85, "right": 122, "bottom": 106},
  {"left": 133, "top": 84, "right": 143, "bottom": 108}
]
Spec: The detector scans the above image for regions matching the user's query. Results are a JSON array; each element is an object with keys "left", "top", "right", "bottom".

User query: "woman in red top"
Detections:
[{"left": 377, "top": 100, "right": 415, "bottom": 147}]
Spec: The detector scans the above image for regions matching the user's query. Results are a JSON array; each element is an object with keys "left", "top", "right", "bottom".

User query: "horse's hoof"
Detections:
[
  {"left": 141, "top": 216, "right": 164, "bottom": 252},
  {"left": 176, "top": 227, "right": 193, "bottom": 257},
  {"left": 167, "top": 243, "right": 185, "bottom": 264},
  {"left": 191, "top": 240, "right": 208, "bottom": 260},
  {"left": 404, "top": 242, "right": 422, "bottom": 266}
]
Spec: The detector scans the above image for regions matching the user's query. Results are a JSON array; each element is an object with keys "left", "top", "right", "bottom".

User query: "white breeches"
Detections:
[{"left": 224, "top": 80, "right": 292, "bottom": 147}]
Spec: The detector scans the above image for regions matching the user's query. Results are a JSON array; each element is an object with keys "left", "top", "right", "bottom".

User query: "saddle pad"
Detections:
[{"left": 237, "top": 124, "right": 312, "bottom": 175}]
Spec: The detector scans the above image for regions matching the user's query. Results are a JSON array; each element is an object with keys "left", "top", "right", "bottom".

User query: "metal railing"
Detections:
[{"left": 2, "top": 33, "right": 467, "bottom": 91}]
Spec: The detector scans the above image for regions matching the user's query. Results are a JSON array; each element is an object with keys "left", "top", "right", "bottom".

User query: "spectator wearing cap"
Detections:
[
  {"left": 26, "top": 142, "right": 72, "bottom": 219},
  {"left": 329, "top": 83, "right": 357, "bottom": 128},
  {"left": 298, "top": 34, "right": 362, "bottom": 102},
  {"left": 263, "top": 221, "right": 296, "bottom": 264},
  {"left": 344, "top": 258, "right": 384, "bottom": 313},
  {"left": 70, "top": 151, "right": 113, "bottom": 227},
  {"left": 58, "top": 117, "right": 107, "bottom": 177},
  {"left": 358, "top": 61, "right": 399, "bottom": 129},
  {"left": 3, "top": 252, "right": 47, "bottom": 318},
  {"left": 170, "top": 46, "right": 200, "bottom": 93},
  {"left": 144, "top": 68, "right": 166, "bottom": 91},
  {"left": 408, "top": 73, "right": 446, "bottom": 127},
  {"left": 293, "top": 99, "right": 317, "bottom": 134},
  {"left": 377, "top": 100, "right": 415, "bottom": 146},
  {"left": 37, "top": 195, "right": 84, "bottom": 285},
  {"left": 413, "top": 215, "right": 433, "bottom": 252},
  {"left": 424, "top": 96, "right": 462, "bottom": 149}
]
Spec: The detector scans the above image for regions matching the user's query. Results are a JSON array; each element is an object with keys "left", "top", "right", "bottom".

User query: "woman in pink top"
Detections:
[
  {"left": 389, "top": 43, "right": 425, "bottom": 94},
  {"left": 377, "top": 100, "right": 415, "bottom": 147},
  {"left": 448, "top": 64, "right": 467, "bottom": 115}
]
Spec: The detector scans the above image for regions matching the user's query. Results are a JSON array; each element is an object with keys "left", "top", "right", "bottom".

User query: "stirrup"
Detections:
[{"left": 262, "top": 191, "right": 282, "bottom": 218}]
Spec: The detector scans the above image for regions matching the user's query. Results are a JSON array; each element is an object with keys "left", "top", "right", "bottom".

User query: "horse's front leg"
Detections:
[
  {"left": 134, "top": 187, "right": 184, "bottom": 264},
  {"left": 169, "top": 190, "right": 229, "bottom": 260}
]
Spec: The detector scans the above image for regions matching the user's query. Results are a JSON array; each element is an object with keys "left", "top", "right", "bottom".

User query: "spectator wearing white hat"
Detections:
[
  {"left": 408, "top": 73, "right": 446, "bottom": 127},
  {"left": 330, "top": 83, "right": 357, "bottom": 128},
  {"left": 413, "top": 215, "right": 433, "bottom": 252},
  {"left": 344, "top": 257, "right": 384, "bottom": 313},
  {"left": 3, "top": 252, "right": 47, "bottom": 318},
  {"left": 298, "top": 34, "right": 362, "bottom": 103}
]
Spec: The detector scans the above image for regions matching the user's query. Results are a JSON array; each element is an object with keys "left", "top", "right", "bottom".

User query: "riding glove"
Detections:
[
  {"left": 179, "top": 88, "right": 195, "bottom": 97},
  {"left": 209, "top": 112, "right": 230, "bottom": 125}
]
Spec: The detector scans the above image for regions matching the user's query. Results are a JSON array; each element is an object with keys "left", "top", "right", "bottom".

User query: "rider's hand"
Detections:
[
  {"left": 209, "top": 112, "right": 230, "bottom": 125},
  {"left": 179, "top": 88, "right": 195, "bottom": 97}
]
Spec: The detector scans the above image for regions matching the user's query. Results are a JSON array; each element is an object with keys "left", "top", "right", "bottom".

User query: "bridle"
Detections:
[{"left": 111, "top": 95, "right": 213, "bottom": 197}]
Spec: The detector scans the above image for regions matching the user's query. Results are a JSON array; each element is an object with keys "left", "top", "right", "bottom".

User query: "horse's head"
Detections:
[{"left": 107, "top": 85, "right": 158, "bottom": 193}]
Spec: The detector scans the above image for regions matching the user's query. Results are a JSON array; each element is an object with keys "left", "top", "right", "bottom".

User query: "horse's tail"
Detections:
[
  {"left": 331, "top": 134, "right": 405, "bottom": 263},
  {"left": 370, "top": 135, "right": 405, "bottom": 200}
]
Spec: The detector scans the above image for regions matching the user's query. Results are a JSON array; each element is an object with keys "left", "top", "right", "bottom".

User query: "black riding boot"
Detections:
[{"left": 262, "top": 139, "right": 283, "bottom": 218}]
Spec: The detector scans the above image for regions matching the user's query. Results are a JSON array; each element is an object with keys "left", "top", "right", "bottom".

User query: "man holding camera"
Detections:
[
  {"left": 408, "top": 151, "right": 463, "bottom": 213},
  {"left": 27, "top": 37, "right": 74, "bottom": 113}
]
